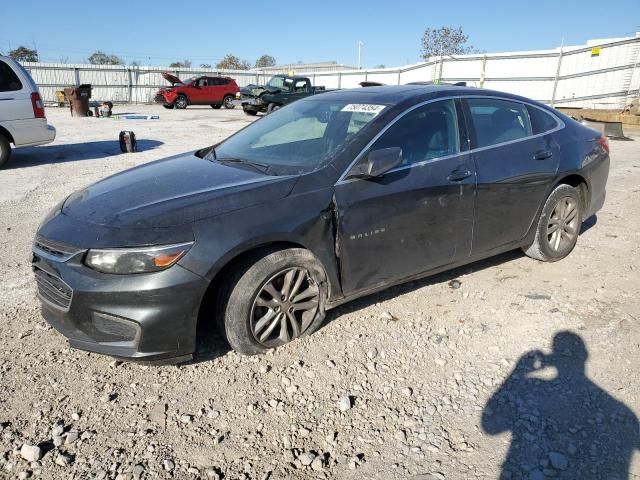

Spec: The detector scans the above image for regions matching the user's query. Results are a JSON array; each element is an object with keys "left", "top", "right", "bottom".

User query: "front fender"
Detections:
[{"left": 180, "top": 187, "right": 342, "bottom": 300}]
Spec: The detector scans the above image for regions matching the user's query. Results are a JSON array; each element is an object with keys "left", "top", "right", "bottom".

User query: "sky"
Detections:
[{"left": 2, "top": 0, "right": 639, "bottom": 68}]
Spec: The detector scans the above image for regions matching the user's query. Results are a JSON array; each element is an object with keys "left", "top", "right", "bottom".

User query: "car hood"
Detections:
[
  {"left": 240, "top": 85, "right": 268, "bottom": 97},
  {"left": 62, "top": 153, "right": 298, "bottom": 229},
  {"left": 162, "top": 72, "right": 183, "bottom": 85}
]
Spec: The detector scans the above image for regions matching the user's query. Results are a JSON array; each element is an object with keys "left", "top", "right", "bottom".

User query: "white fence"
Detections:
[{"left": 21, "top": 34, "right": 640, "bottom": 109}]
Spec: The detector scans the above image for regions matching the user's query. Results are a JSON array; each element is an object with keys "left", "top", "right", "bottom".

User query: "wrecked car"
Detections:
[
  {"left": 234, "top": 74, "right": 327, "bottom": 115},
  {"left": 154, "top": 72, "right": 239, "bottom": 109},
  {"left": 33, "top": 85, "right": 609, "bottom": 360}
]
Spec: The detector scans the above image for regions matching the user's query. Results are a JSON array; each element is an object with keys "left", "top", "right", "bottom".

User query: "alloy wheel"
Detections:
[
  {"left": 250, "top": 267, "right": 320, "bottom": 347},
  {"left": 546, "top": 196, "right": 580, "bottom": 252}
]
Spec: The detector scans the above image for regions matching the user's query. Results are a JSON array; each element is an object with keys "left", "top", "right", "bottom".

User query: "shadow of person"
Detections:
[{"left": 482, "top": 331, "right": 639, "bottom": 480}]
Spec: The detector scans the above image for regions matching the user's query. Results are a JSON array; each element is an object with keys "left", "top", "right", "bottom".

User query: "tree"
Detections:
[
  {"left": 88, "top": 51, "right": 124, "bottom": 65},
  {"left": 216, "top": 54, "right": 251, "bottom": 70},
  {"left": 254, "top": 54, "right": 276, "bottom": 68},
  {"left": 200, "top": 63, "right": 212, "bottom": 69},
  {"left": 169, "top": 60, "right": 192, "bottom": 68},
  {"left": 9, "top": 46, "right": 39, "bottom": 62},
  {"left": 420, "top": 26, "right": 476, "bottom": 60}
]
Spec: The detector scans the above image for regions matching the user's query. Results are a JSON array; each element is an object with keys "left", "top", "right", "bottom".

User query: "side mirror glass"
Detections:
[{"left": 347, "top": 147, "right": 402, "bottom": 179}]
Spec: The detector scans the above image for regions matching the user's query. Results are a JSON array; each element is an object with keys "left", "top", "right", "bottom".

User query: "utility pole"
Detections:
[{"left": 358, "top": 41, "right": 364, "bottom": 69}]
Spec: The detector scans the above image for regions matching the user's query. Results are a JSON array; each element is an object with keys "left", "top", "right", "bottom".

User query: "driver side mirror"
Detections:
[{"left": 347, "top": 147, "right": 403, "bottom": 179}]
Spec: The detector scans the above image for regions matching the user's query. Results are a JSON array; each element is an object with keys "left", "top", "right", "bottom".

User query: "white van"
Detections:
[{"left": 0, "top": 56, "right": 56, "bottom": 168}]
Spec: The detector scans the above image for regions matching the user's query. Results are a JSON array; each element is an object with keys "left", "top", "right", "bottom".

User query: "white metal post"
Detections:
[{"left": 551, "top": 47, "right": 564, "bottom": 107}]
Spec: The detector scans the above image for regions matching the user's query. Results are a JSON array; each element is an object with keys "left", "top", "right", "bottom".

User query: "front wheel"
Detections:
[
  {"left": 217, "top": 248, "right": 327, "bottom": 355},
  {"left": 266, "top": 103, "right": 281, "bottom": 114},
  {"left": 223, "top": 95, "right": 235, "bottom": 109},
  {"left": 174, "top": 95, "right": 188, "bottom": 109},
  {"left": 162, "top": 104, "right": 174, "bottom": 109},
  {"left": 0, "top": 135, "right": 11, "bottom": 169},
  {"left": 211, "top": 104, "right": 222, "bottom": 109},
  {"left": 243, "top": 108, "right": 257, "bottom": 116},
  {"left": 523, "top": 184, "right": 583, "bottom": 262}
]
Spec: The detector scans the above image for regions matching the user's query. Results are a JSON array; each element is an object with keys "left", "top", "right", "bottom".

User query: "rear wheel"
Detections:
[
  {"left": 0, "top": 135, "right": 11, "bottom": 169},
  {"left": 211, "top": 104, "right": 222, "bottom": 109},
  {"left": 217, "top": 248, "right": 327, "bottom": 355},
  {"left": 174, "top": 95, "right": 188, "bottom": 109},
  {"left": 162, "top": 104, "right": 174, "bottom": 109},
  {"left": 223, "top": 95, "right": 235, "bottom": 109},
  {"left": 523, "top": 184, "right": 582, "bottom": 262},
  {"left": 243, "top": 108, "right": 258, "bottom": 116}
]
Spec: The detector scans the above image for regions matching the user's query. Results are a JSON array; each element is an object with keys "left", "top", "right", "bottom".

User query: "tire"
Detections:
[
  {"left": 217, "top": 248, "right": 327, "bottom": 355},
  {"left": 243, "top": 108, "right": 258, "bottom": 116},
  {"left": 523, "top": 184, "right": 583, "bottom": 262},
  {"left": 0, "top": 135, "right": 11, "bottom": 169},
  {"left": 162, "top": 104, "right": 174, "bottom": 109},
  {"left": 211, "top": 104, "right": 222, "bottom": 109},
  {"left": 266, "top": 103, "right": 281, "bottom": 114},
  {"left": 223, "top": 95, "right": 235, "bottom": 109},
  {"left": 174, "top": 95, "right": 188, "bottom": 109}
]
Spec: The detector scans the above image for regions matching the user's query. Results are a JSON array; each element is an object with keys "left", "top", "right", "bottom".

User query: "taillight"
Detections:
[
  {"left": 598, "top": 136, "right": 609, "bottom": 154},
  {"left": 31, "top": 92, "right": 45, "bottom": 119}
]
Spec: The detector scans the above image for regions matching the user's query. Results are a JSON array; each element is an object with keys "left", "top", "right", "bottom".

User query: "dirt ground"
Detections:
[{"left": 0, "top": 105, "right": 639, "bottom": 480}]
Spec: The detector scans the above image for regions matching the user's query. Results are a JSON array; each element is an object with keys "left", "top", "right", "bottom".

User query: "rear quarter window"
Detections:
[
  {"left": 527, "top": 105, "right": 559, "bottom": 134},
  {"left": 0, "top": 60, "right": 23, "bottom": 92}
]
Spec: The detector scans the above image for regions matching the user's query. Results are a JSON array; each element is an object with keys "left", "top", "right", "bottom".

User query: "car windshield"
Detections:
[
  {"left": 214, "top": 99, "right": 387, "bottom": 175},
  {"left": 267, "top": 76, "right": 293, "bottom": 92}
]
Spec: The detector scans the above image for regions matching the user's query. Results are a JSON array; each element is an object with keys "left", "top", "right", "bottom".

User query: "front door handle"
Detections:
[
  {"left": 447, "top": 168, "right": 472, "bottom": 182},
  {"left": 534, "top": 150, "right": 553, "bottom": 160}
]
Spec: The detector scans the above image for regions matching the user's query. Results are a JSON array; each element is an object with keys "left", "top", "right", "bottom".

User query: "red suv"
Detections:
[{"left": 155, "top": 73, "right": 239, "bottom": 110}]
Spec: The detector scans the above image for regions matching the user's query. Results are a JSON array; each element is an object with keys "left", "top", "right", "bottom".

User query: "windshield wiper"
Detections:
[{"left": 216, "top": 157, "right": 272, "bottom": 174}]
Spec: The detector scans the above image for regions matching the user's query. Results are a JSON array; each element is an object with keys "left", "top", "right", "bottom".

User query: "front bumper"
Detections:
[
  {"left": 233, "top": 97, "right": 261, "bottom": 107},
  {"left": 32, "top": 238, "right": 209, "bottom": 360}
]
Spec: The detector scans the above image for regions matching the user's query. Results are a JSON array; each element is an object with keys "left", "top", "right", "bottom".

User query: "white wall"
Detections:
[{"left": 21, "top": 34, "right": 640, "bottom": 109}]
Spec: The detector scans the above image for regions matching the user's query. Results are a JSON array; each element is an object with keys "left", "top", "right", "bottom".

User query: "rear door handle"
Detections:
[
  {"left": 534, "top": 150, "right": 553, "bottom": 160},
  {"left": 447, "top": 168, "right": 472, "bottom": 182}
]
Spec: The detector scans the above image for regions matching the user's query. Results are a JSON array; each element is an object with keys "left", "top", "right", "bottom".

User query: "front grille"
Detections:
[
  {"left": 34, "top": 268, "right": 73, "bottom": 310},
  {"left": 34, "top": 235, "right": 82, "bottom": 259}
]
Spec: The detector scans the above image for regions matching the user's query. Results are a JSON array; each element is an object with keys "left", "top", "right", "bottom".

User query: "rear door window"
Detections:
[
  {"left": 467, "top": 98, "right": 532, "bottom": 148},
  {"left": 0, "top": 60, "right": 23, "bottom": 92},
  {"left": 527, "top": 105, "right": 559, "bottom": 134}
]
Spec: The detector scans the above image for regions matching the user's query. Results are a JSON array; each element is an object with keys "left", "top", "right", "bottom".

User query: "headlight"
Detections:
[{"left": 84, "top": 242, "right": 193, "bottom": 274}]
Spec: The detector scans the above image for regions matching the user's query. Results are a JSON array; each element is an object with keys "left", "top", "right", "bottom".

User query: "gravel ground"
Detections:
[{"left": 0, "top": 106, "right": 639, "bottom": 480}]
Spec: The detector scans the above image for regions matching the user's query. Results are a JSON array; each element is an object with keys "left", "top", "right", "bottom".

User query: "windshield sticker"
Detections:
[{"left": 341, "top": 104, "right": 386, "bottom": 115}]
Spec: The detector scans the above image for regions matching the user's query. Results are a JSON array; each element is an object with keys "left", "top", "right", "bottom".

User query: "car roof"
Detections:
[{"left": 317, "top": 84, "right": 542, "bottom": 108}]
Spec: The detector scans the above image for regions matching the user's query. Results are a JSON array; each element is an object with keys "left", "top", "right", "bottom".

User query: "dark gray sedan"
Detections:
[{"left": 32, "top": 85, "right": 609, "bottom": 359}]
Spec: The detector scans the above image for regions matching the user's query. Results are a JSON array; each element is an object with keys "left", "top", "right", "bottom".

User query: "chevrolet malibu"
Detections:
[{"left": 32, "top": 85, "right": 609, "bottom": 360}]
